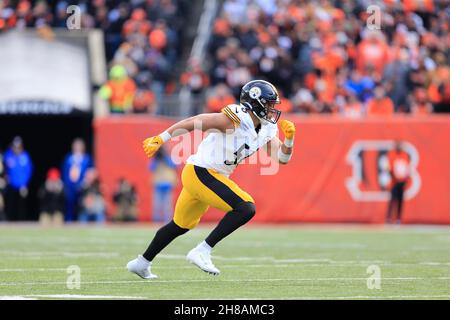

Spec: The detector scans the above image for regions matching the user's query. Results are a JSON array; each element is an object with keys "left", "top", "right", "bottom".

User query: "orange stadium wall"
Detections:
[{"left": 94, "top": 115, "right": 450, "bottom": 224}]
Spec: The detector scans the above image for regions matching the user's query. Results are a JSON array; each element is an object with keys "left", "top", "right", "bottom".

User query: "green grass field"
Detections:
[{"left": 1, "top": 224, "right": 450, "bottom": 300}]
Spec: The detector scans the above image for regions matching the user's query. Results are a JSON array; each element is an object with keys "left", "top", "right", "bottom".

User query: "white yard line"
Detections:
[
  {"left": 4, "top": 261, "right": 449, "bottom": 273},
  {"left": 420, "top": 262, "right": 450, "bottom": 266},
  {"left": 230, "top": 241, "right": 367, "bottom": 249},
  {"left": 2, "top": 255, "right": 450, "bottom": 273},
  {"left": 25, "top": 294, "right": 147, "bottom": 299},
  {"left": 177, "top": 255, "right": 391, "bottom": 265},
  {"left": 0, "top": 296, "right": 36, "bottom": 300},
  {"left": 2, "top": 294, "right": 450, "bottom": 300},
  {"left": 1, "top": 277, "right": 450, "bottom": 287}
]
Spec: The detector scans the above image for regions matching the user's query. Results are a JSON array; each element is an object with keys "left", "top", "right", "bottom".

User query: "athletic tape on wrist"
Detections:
[
  {"left": 284, "top": 138, "right": 294, "bottom": 148},
  {"left": 278, "top": 148, "right": 292, "bottom": 163},
  {"left": 159, "top": 131, "right": 172, "bottom": 143}
]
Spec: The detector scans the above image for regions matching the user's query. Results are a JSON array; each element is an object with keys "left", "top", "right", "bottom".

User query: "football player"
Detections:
[{"left": 127, "top": 80, "right": 296, "bottom": 278}]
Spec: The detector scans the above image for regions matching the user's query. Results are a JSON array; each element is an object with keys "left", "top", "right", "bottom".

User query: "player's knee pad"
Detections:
[{"left": 234, "top": 201, "right": 256, "bottom": 222}]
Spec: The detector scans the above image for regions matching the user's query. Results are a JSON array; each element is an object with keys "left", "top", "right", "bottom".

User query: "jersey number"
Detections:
[{"left": 224, "top": 143, "right": 250, "bottom": 166}]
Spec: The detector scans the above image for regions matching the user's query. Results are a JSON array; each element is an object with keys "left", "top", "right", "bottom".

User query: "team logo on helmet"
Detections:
[{"left": 249, "top": 87, "right": 261, "bottom": 99}]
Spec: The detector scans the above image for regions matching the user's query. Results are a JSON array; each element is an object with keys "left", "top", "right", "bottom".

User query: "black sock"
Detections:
[
  {"left": 205, "top": 202, "right": 255, "bottom": 248},
  {"left": 143, "top": 220, "right": 189, "bottom": 261}
]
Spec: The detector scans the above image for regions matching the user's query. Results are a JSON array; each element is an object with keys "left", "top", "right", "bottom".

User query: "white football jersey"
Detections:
[{"left": 186, "top": 104, "right": 278, "bottom": 177}]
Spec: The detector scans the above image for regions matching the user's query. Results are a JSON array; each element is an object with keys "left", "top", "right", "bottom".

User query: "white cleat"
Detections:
[
  {"left": 186, "top": 247, "right": 220, "bottom": 276},
  {"left": 126, "top": 255, "right": 158, "bottom": 279}
]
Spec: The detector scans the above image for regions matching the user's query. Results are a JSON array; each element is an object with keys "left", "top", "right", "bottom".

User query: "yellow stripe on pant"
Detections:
[{"left": 173, "top": 164, "right": 254, "bottom": 229}]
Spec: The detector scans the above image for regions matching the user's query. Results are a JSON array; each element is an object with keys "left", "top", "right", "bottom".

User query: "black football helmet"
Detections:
[{"left": 240, "top": 80, "right": 281, "bottom": 124}]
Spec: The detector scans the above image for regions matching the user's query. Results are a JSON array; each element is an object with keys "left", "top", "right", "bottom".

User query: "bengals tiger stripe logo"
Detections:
[{"left": 345, "top": 140, "right": 421, "bottom": 201}]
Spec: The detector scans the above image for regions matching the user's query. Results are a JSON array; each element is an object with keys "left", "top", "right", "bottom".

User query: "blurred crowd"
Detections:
[
  {"left": 0, "top": 137, "right": 139, "bottom": 224},
  {"left": 0, "top": 0, "right": 189, "bottom": 114},
  {"left": 0, "top": 0, "right": 448, "bottom": 116},
  {"left": 203, "top": 0, "right": 450, "bottom": 116}
]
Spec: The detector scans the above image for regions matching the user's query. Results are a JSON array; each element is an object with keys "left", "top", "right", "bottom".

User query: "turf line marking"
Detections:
[
  {"left": 0, "top": 296, "right": 37, "bottom": 300},
  {"left": 25, "top": 294, "right": 147, "bottom": 299},
  {"left": 4, "top": 251, "right": 446, "bottom": 268},
  {"left": 1, "top": 277, "right": 450, "bottom": 286},
  {"left": 237, "top": 241, "right": 366, "bottom": 249},
  {"left": 3, "top": 262, "right": 445, "bottom": 273},
  {"left": 158, "top": 255, "right": 392, "bottom": 265},
  {"left": 3, "top": 259, "right": 448, "bottom": 272},
  {"left": 420, "top": 262, "right": 450, "bottom": 266}
]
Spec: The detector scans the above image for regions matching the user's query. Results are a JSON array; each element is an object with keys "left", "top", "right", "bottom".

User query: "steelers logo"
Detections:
[{"left": 249, "top": 87, "right": 261, "bottom": 99}]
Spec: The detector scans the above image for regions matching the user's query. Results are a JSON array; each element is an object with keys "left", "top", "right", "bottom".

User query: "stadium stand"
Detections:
[
  {"left": 1, "top": 0, "right": 447, "bottom": 116},
  {"left": 0, "top": 0, "right": 192, "bottom": 114},
  {"left": 208, "top": 0, "right": 449, "bottom": 115}
]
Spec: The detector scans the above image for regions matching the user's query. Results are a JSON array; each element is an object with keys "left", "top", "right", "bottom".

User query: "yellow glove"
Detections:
[
  {"left": 142, "top": 135, "right": 164, "bottom": 158},
  {"left": 279, "top": 120, "right": 296, "bottom": 140}
]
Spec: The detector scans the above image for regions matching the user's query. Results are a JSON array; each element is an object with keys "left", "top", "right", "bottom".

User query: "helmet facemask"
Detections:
[
  {"left": 251, "top": 97, "right": 281, "bottom": 124},
  {"left": 262, "top": 99, "right": 281, "bottom": 124}
]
